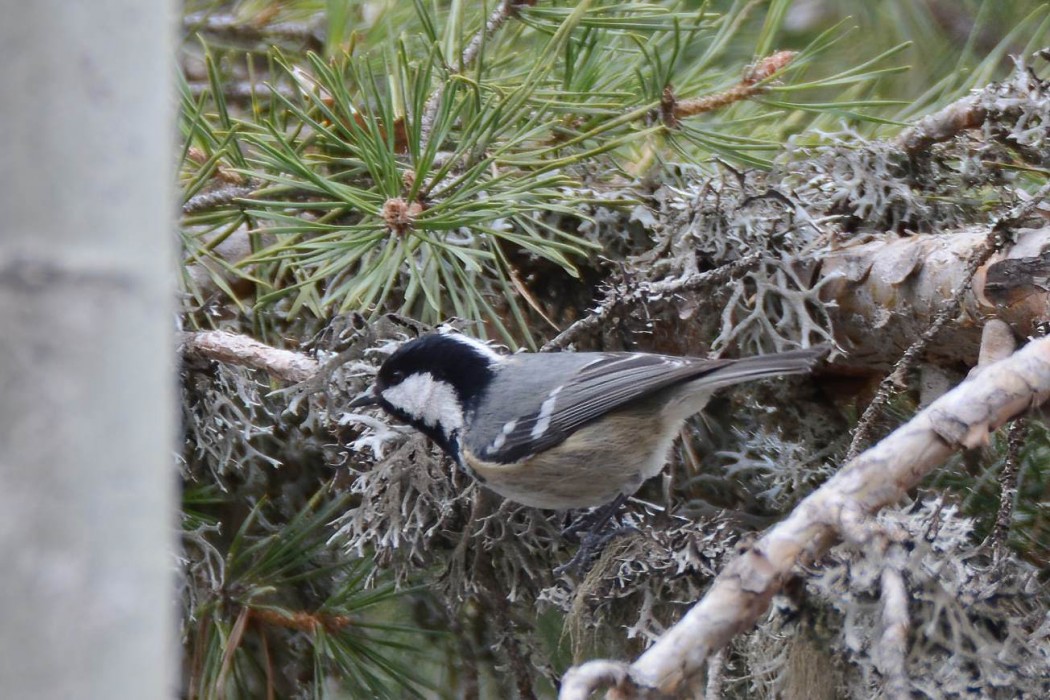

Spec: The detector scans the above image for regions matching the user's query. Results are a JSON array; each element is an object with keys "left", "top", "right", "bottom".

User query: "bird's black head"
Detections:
[{"left": 351, "top": 333, "right": 503, "bottom": 458}]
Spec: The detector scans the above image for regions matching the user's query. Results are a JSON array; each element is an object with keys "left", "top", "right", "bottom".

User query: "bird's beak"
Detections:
[{"left": 349, "top": 387, "right": 379, "bottom": 408}]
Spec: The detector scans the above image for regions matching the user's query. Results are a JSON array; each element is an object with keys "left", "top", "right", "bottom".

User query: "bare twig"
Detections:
[
  {"left": 877, "top": 551, "right": 911, "bottom": 700},
  {"left": 560, "top": 336, "right": 1050, "bottom": 697},
  {"left": 990, "top": 418, "right": 1028, "bottom": 558},
  {"left": 179, "top": 330, "right": 318, "bottom": 382},
  {"left": 704, "top": 650, "right": 725, "bottom": 700}
]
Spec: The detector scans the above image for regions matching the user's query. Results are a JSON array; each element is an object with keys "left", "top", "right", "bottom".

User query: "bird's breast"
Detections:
[{"left": 462, "top": 406, "right": 681, "bottom": 510}]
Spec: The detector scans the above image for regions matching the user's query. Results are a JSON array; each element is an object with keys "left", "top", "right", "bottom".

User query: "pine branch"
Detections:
[
  {"left": 846, "top": 183, "right": 1050, "bottom": 458},
  {"left": 561, "top": 334, "right": 1050, "bottom": 698},
  {"left": 420, "top": 0, "right": 533, "bottom": 148}
]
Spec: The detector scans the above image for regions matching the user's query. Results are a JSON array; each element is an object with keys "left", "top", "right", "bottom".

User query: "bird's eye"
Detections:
[{"left": 390, "top": 369, "right": 405, "bottom": 384}]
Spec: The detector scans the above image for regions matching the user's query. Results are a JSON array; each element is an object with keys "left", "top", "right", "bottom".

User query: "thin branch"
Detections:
[
  {"left": 462, "top": 1, "right": 528, "bottom": 68},
  {"left": 185, "top": 80, "right": 299, "bottom": 103},
  {"left": 183, "top": 185, "right": 256, "bottom": 215},
  {"left": 183, "top": 12, "right": 323, "bottom": 50},
  {"left": 895, "top": 94, "right": 986, "bottom": 155},
  {"left": 542, "top": 252, "right": 763, "bottom": 351},
  {"left": 420, "top": 0, "right": 526, "bottom": 149},
  {"left": 704, "top": 651, "right": 725, "bottom": 700},
  {"left": 877, "top": 552, "right": 910, "bottom": 700},
  {"left": 475, "top": 542, "right": 538, "bottom": 700},
  {"left": 663, "top": 51, "right": 796, "bottom": 126},
  {"left": 179, "top": 330, "right": 318, "bottom": 382},
  {"left": 990, "top": 418, "right": 1028, "bottom": 558},
  {"left": 248, "top": 607, "right": 359, "bottom": 633},
  {"left": 895, "top": 54, "right": 1049, "bottom": 162},
  {"left": 560, "top": 335, "right": 1050, "bottom": 698}
]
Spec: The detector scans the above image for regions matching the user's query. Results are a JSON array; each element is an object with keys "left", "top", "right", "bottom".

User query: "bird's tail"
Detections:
[{"left": 695, "top": 345, "right": 828, "bottom": 391}]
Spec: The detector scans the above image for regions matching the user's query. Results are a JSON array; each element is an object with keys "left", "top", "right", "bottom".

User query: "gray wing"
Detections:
[{"left": 467, "top": 352, "right": 730, "bottom": 464}]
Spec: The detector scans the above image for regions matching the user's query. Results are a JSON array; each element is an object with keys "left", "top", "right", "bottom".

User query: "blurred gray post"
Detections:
[{"left": 0, "top": 2, "right": 176, "bottom": 698}]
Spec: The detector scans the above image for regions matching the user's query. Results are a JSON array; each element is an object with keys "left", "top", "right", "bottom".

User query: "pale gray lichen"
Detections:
[{"left": 732, "top": 498, "right": 1050, "bottom": 699}]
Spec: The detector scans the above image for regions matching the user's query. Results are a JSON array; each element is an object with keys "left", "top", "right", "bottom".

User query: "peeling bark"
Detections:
[{"left": 816, "top": 226, "right": 1050, "bottom": 368}]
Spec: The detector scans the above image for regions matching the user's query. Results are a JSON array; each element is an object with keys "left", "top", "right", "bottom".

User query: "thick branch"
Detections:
[
  {"left": 818, "top": 225, "right": 1050, "bottom": 369},
  {"left": 560, "top": 336, "right": 1050, "bottom": 698}
]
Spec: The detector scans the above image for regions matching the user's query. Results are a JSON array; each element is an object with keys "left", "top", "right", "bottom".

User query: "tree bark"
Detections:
[
  {"left": 816, "top": 226, "right": 1050, "bottom": 369},
  {"left": 0, "top": 2, "right": 176, "bottom": 698}
]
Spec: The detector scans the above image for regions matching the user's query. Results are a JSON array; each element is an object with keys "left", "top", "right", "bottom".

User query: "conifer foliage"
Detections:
[{"left": 179, "top": 2, "right": 1050, "bottom": 697}]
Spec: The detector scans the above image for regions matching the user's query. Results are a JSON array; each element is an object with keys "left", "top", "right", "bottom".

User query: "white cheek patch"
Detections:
[
  {"left": 530, "top": 385, "right": 563, "bottom": 440},
  {"left": 382, "top": 373, "right": 464, "bottom": 435}
]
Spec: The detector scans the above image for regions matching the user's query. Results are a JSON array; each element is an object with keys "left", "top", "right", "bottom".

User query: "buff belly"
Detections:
[{"left": 462, "top": 409, "right": 679, "bottom": 510}]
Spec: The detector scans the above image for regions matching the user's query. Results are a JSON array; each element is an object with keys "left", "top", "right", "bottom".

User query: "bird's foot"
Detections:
[{"left": 555, "top": 494, "right": 634, "bottom": 576}]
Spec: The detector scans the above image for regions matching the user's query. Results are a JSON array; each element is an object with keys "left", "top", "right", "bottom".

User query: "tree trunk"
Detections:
[{"left": 0, "top": 2, "right": 176, "bottom": 697}]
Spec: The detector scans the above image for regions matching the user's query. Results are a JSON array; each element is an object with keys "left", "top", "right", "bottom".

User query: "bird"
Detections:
[{"left": 350, "top": 332, "right": 824, "bottom": 511}]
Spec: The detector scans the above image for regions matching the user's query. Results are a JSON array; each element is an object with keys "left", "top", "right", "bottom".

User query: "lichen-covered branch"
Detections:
[
  {"left": 542, "top": 252, "right": 764, "bottom": 351},
  {"left": 895, "top": 55, "right": 1050, "bottom": 166},
  {"left": 560, "top": 335, "right": 1050, "bottom": 698}
]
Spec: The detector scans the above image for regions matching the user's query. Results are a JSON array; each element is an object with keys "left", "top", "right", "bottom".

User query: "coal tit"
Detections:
[{"left": 350, "top": 332, "right": 823, "bottom": 510}]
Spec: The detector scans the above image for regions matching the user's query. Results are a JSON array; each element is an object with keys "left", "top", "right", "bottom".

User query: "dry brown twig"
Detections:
[
  {"left": 248, "top": 607, "right": 358, "bottom": 633},
  {"left": 559, "top": 334, "right": 1050, "bottom": 699},
  {"left": 662, "top": 51, "right": 796, "bottom": 127}
]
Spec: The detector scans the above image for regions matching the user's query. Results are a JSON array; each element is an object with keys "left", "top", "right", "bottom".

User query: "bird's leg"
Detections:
[
  {"left": 555, "top": 493, "right": 635, "bottom": 575},
  {"left": 560, "top": 493, "right": 627, "bottom": 540}
]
